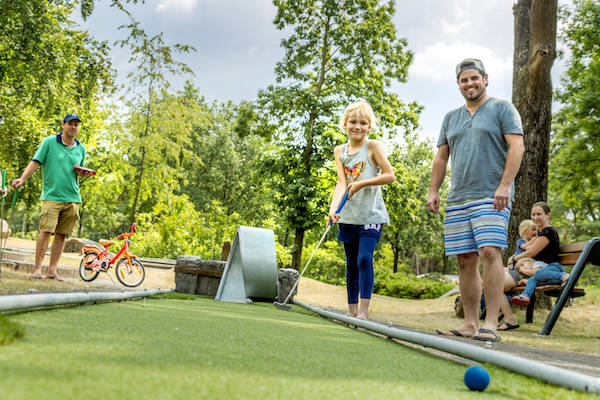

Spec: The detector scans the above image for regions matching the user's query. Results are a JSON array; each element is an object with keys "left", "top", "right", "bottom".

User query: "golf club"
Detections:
[
  {"left": 2, "top": 187, "right": 18, "bottom": 251},
  {"left": 274, "top": 190, "right": 349, "bottom": 310},
  {"left": 0, "top": 169, "right": 6, "bottom": 279}
]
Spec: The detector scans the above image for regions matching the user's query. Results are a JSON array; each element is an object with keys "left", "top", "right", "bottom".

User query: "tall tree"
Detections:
[
  {"left": 509, "top": 0, "right": 557, "bottom": 254},
  {"left": 549, "top": 0, "right": 600, "bottom": 241},
  {"left": 383, "top": 134, "right": 447, "bottom": 273},
  {"left": 116, "top": 22, "right": 195, "bottom": 224},
  {"left": 0, "top": 0, "right": 113, "bottom": 213},
  {"left": 183, "top": 99, "right": 276, "bottom": 226},
  {"left": 260, "top": 0, "right": 419, "bottom": 269}
]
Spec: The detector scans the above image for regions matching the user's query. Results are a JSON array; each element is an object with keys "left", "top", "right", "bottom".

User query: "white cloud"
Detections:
[
  {"left": 410, "top": 41, "right": 513, "bottom": 81},
  {"left": 440, "top": 19, "right": 469, "bottom": 35},
  {"left": 156, "top": 0, "right": 199, "bottom": 14}
]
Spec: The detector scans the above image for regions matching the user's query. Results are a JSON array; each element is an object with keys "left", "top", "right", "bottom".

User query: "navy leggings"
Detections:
[{"left": 338, "top": 224, "right": 382, "bottom": 304}]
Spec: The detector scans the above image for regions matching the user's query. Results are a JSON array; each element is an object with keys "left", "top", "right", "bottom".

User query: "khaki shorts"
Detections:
[{"left": 39, "top": 201, "right": 80, "bottom": 235}]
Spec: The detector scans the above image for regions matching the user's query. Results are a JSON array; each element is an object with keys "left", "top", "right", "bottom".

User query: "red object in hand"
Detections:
[{"left": 73, "top": 165, "right": 96, "bottom": 175}]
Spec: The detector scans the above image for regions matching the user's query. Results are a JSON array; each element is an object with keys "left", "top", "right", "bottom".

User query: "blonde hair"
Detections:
[
  {"left": 339, "top": 100, "right": 379, "bottom": 133},
  {"left": 518, "top": 219, "right": 536, "bottom": 239}
]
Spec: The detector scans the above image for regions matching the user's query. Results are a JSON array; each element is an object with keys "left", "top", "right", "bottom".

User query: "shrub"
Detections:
[
  {"left": 12, "top": 231, "right": 39, "bottom": 240},
  {"left": 302, "top": 240, "right": 346, "bottom": 286},
  {"left": 373, "top": 269, "right": 455, "bottom": 299}
]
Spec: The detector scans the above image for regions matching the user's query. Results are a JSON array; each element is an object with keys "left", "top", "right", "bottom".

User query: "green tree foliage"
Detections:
[
  {"left": 133, "top": 193, "right": 242, "bottom": 260},
  {"left": 78, "top": 0, "right": 141, "bottom": 20},
  {"left": 383, "top": 133, "right": 448, "bottom": 274},
  {"left": 78, "top": 112, "right": 133, "bottom": 239},
  {"left": 0, "top": 0, "right": 114, "bottom": 213},
  {"left": 550, "top": 0, "right": 600, "bottom": 241},
  {"left": 115, "top": 22, "right": 195, "bottom": 224},
  {"left": 182, "top": 99, "right": 276, "bottom": 227},
  {"left": 260, "top": 0, "right": 420, "bottom": 268}
]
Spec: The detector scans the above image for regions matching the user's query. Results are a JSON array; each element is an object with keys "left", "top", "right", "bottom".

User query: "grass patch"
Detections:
[
  {"left": 0, "top": 314, "right": 24, "bottom": 345},
  {"left": 0, "top": 298, "right": 592, "bottom": 399},
  {"left": 0, "top": 270, "right": 89, "bottom": 295},
  {"left": 4, "top": 269, "right": 600, "bottom": 356},
  {"left": 146, "top": 292, "right": 200, "bottom": 301}
]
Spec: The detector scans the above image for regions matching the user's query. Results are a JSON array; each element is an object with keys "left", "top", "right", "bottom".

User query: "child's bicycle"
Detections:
[{"left": 79, "top": 223, "right": 145, "bottom": 287}]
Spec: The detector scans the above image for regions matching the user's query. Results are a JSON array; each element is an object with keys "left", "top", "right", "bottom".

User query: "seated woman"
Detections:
[{"left": 510, "top": 202, "right": 569, "bottom": 306}]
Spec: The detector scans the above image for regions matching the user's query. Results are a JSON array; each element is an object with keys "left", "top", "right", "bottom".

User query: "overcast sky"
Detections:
[{"left": 77, "top": 0, "right": 570, "bottom": 143}]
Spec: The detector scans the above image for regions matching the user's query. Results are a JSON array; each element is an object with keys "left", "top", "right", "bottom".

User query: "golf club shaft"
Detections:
[
  {"left": 281, "top": 223, "right": 332, "bottom": 305},
  {"left": 0, "top": 170, "right": 5, "bottom": 277},
  {"left": 2, "top": 188, "right": 17, "bottom": 250},
  {"left": 280, "top": 190, "right": 350, "bottom": 305}
]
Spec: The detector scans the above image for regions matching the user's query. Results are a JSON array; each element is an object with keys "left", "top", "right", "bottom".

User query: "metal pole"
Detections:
[
  {"left": 294, "top": 300, "right": 600, "bottom": 394},
  {"left": 0, "top": 169, "right": 6, "bottom": 280},
  {"left": 0, "top": 289, "right": 174, "bottom": 312}
]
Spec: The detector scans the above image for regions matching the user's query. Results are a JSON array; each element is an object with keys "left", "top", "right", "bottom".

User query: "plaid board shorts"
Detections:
[{"left": 444, "top": 198, "right": 511, "bottom": 256}]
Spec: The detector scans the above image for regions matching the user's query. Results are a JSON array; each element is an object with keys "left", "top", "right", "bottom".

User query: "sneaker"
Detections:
[{"left": 511, "top": 295, "right": 530, "bottom": 306}]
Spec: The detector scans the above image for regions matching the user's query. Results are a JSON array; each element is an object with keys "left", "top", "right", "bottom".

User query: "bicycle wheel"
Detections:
[
  {"left": 115, "top": 257, "right": 145, "bottom": 287},
  {"left": 79, "top": 251, "right": 100, "bottom": 282}
]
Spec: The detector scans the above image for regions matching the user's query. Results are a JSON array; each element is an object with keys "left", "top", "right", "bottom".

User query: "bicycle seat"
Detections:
[{"left": 99, "top": 239, "right": 116, "bottom": 247}]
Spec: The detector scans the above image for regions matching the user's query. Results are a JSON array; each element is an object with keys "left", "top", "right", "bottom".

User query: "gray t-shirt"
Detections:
[
  {"left": 338, "top": 141, "right": 390, "bottom": 225},
  {"left": 437, "top": 97, "right": 523, "bottom": 203}
]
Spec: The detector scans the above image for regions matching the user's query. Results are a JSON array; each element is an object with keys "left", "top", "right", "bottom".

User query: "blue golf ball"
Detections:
[{"left": 464, "top": 365, "right": 490, "bottom": 391}]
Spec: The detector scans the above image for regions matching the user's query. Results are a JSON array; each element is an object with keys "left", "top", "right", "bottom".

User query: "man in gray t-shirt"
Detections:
[{"left": 426, "top": 58, "right": 525, "bottom": 342}]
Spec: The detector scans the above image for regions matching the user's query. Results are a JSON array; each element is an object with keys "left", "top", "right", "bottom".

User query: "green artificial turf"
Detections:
[
  {"left": 0, "top": 315, "right": 24, "bottom": 345},
  {"left": 0, "top": 297, "right": 591, "bottom": 400}
]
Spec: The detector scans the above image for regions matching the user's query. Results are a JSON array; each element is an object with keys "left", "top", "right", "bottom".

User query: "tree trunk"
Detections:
[
  {"left": 131, "top": 82, "right": 154, "bottom": 226},
  {"left": 413, "top": 253, "right": 419, "bottom": 275},
  {"left": 509, "top": 0, "right": 557, "bottom": 256},
  {"left": 78, "top": 202, "right": 84, "bottom": 237},
  {"left": 291, "top": 226, "right": 305, "bottom": 270},
  {"left": 290, "top": 16, "right": 331, "bottom": 270},
  {"left": 130, "top": 146, "right": 146, "bottom": 225},
  {"left": 393, "top": 248, "right": 399, "bottom": 273},
  {"left": 442, "top": 254, "right": 448, "bottom": 275}
]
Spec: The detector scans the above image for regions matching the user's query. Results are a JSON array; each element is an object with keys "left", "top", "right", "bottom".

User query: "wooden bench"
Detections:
[
  {"left": 508, "top": 241, "right": 588, "bottom": 323},
  {"left": 540, "top": 237, "right": 600, "bottom": 335}
]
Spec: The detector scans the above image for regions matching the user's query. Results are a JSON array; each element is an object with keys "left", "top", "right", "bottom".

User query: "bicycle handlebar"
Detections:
[{"left": 117, "top": 223, "right": 137, "bottom": 240}]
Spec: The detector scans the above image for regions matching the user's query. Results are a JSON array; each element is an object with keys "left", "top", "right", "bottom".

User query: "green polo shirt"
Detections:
[{"left": 33, "top": 134, "right": 86, "bottom": 203}]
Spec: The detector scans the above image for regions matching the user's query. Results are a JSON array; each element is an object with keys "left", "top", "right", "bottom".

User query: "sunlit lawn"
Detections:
[{"left": 0, "top": 295, "right": 592, "bottom": 400}]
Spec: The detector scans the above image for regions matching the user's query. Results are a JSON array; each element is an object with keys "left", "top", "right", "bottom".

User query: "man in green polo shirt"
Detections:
[{"left": 12, "top": 113, "right": 93, "bottom": 280}]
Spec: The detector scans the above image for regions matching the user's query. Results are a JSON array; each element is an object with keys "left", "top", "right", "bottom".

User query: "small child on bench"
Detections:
[{"left": 507, "top": 219, "right": 537, "bottom": 273}]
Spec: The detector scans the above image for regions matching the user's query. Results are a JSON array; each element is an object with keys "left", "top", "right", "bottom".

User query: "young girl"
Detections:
[{"left": 327, "top": 100, "right": 395, "bottom": 320}]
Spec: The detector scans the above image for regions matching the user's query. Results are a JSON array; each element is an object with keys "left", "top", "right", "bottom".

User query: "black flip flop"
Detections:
[
  {"left": 498, "top": 321, "right": 520, "bottom": 331},
  {"left": 435, "top": 328, "right": 469, "bottom": 338},
  {"left": 473, "top": 328, "right": 501, "bottom": 342}
]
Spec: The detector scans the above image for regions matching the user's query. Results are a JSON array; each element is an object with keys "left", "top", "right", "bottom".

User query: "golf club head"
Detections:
[{"left": 273, "top": 301, "right": 292, "bottom": 311}]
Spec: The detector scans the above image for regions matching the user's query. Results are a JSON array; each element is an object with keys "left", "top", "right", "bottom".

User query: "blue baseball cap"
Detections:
[
  {"left": 63, "top": 113, "right": 81, "bottom": 123},
  {"left": 456, "top": 58, "right": 486, "bottom": 78}
]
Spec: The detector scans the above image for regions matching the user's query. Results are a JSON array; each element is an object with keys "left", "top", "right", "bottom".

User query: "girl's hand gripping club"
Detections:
[
  {"left": 274, "top": 190, "right": 349, "bottom": 310},
  {"left": 328, "top": 190, "right": 349, "bottom": 226}
]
